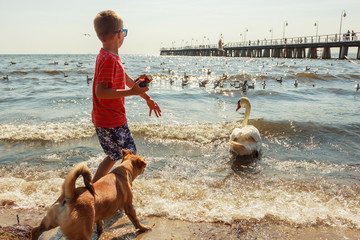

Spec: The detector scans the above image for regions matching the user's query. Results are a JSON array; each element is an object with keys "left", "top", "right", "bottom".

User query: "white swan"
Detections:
[{"left": 229, "top": 97, "right": 262, "bottom": 157}]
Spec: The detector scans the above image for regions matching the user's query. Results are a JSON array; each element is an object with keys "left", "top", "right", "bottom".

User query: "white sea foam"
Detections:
[
  {"left": 0, "top": 120, "right": 240, "bottom": 144},
  {"left": 0, "top": 155, "right": 104, "bottom": 209},
  {"left": 130, "top": 122, "right": 235, "bottom": 144},
  {"left": 0, "top": 154, "right": 359, "bottom": 229},
  {"left": 0, "top": 119, "right": 95, "bottom": 142},
  {"left": 2, "top": 174, "right": 359, "bottom": 228},
  {"left": 264, "top": 157, "right": 349, "bottom": 175},
  {"left": 133, "top": 177, "right": 360, "bottom": 228},
  {"left": 0, "top": 176, "right": 63, "bottom": 209}
]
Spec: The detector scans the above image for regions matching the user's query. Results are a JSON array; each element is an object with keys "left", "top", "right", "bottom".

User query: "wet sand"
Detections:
[{"left": 1, "top": 207, "right": 360, "bottom": 240}]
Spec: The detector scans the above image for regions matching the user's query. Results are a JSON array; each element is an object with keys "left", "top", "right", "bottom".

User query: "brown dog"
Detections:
[{"left": 31, "top": 149, "right": 150, "bottom": 240}]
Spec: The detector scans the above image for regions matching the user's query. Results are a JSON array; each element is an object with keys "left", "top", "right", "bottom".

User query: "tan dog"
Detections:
[{"left": 31, "top": 149, "right": 150, "bottom": 240}]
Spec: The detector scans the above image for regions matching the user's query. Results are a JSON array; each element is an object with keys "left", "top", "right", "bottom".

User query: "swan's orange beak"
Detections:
[{"left": 236, "top": 104, "right": 241, "bottom": 111}]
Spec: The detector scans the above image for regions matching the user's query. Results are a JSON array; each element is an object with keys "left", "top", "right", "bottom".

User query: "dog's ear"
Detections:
[
  {"left": 121, "top": 149, "right": 133, "bottom": 161},
  {"left": 135, "top": 158, "right": 147, "bottom": 170}
]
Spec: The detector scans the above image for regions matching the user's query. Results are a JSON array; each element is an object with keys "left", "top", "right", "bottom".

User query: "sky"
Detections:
[{"left": 0, "top": 0, "right": 359, "bottom": 55}]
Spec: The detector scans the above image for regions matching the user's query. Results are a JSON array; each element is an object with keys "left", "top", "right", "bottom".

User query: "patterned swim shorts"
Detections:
[{"left": 95, "top": 124, "right": 136, "bottom": 161}]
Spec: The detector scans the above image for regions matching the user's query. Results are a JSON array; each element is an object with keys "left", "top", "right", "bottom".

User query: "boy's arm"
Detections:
[
  {"left": 125, "top": 73, "right": 162, "bottom": 117},
  {"left": 95, "top": 81, "right": 148, "bottom": 99}
]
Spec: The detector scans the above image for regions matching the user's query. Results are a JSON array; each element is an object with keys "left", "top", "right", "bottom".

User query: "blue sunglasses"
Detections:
[{"left": 114, "top": 28, "right": 128, "bottom": 37}]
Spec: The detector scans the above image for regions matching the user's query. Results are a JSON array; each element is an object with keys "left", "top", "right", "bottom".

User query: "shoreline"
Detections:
[{"left": 1, "top": 207, "right": 360, "bottom": 239}]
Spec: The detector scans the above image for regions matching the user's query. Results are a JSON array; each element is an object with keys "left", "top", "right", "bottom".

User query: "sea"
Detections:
[{"left": 0, "top": 53, "right": 359, "bottom": 231}]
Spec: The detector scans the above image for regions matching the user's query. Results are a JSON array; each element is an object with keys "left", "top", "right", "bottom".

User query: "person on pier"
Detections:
[{"left": 218, "top": 38, "right": 224, "bottom": 51}]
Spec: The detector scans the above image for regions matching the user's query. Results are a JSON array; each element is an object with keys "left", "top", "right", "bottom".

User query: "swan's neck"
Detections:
[{"left": 241, "top": 102, "right": 251, "bottom": 128}]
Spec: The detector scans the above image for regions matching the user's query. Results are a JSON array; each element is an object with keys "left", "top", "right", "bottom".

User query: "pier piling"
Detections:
[
  {"left": 339, "top": 46, "right": 348, "bottom": 59},
  {"left": 322, "top": 47, "right": 331, "bottom": 59}
]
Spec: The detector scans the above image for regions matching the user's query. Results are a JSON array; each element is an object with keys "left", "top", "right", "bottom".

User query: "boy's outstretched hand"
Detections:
[{"left": 146, "top": 98, "right": 161, "bottom": 117}]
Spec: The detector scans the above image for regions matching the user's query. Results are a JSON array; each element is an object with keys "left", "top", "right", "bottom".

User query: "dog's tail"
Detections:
[{"left": 62, "top": 163, "right": 95, "bottom": 200}]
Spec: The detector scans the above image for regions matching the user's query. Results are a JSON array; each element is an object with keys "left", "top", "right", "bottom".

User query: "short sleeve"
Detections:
[{"left": 95, "top": 56, "right": 115, "bottom": 85}]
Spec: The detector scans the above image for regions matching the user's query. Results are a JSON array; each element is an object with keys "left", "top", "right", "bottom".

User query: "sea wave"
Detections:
[
  {"left": 293, "top": 72, "right": 327, "bottom": 80},
  {"left": 0, "top": 121, "right": 234, "bottom": 143},
  {"left": 1, "top": 119, "right": 358, "bottom": 146},
  {"left": 134, "top": 176, "right": 360, "bottom": 228},
  {"left": 0, "top": 120, "right": 95, "bottom": 142},
  {"left": 1, "top": 159, "right": 359, "bottom": 229},
  {"left": 6, "top": 69, "right": 359, "bottom": 84},
  {"left": 10, "top": 71, "right": 29, "bottom": 75},
  {"left": 8, "top": 69, "right": 92, "bottom": 76},
  {"left": 151, "top": 72, "right": 360, "bottom": 83}
]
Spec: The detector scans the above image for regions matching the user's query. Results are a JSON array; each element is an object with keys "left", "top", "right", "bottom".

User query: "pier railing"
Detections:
[
  {"left": 161, "top": 32, "right": 359, "bottom": 51},
  {"left": 160, "top": 32, "right": 360, "bottom": 59}
]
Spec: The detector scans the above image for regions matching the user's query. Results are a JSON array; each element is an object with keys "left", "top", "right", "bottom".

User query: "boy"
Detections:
[{"left": 92, "top": 10, "right": 161, "bottom": 182}]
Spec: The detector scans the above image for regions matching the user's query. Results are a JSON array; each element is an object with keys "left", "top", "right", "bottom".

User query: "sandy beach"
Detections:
[{"left": 1, "top": 206, "right": 360, "bottom": 240}]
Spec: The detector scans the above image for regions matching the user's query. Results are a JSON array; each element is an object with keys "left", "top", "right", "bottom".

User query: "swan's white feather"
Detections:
[
  {"left": 229, "top": 97, "right": 262, "bottom": 156},
  {"left": 229, "top": 125, "right": 261, "bottom": 156}
]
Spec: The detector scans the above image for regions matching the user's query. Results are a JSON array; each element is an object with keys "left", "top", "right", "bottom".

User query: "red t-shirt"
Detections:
[{"left": 92, "top": 48, "right": 127, "bottom": 128}]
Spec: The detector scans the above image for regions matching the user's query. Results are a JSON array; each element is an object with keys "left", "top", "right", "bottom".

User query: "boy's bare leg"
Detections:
[{"left": 93, "top": 156, "right": 115, "bottom": 183}]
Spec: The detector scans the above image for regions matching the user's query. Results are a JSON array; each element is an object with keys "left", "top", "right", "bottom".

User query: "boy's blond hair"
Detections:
[{"left": 94, "top": 10, "right": 123, "bottom": 42}]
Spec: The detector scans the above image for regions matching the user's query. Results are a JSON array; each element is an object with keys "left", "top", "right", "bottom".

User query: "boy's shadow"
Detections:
[
  {"left": 100, "top": 210, "right": 150, "bottom": 240},
  {"left": 102, "top": 210, "right": 125, "bottom": 229},
  {"left": 110, "top": 232, "right": 143, "bottom": 240},
  {"left": 49, "top": 209, "right": 149, "bottom": 240}
]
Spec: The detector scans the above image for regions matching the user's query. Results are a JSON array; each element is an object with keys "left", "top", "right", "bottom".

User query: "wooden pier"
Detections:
[{"left": 160, "top": 33, "right": 360, "bottom": 59}]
